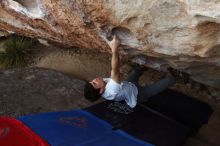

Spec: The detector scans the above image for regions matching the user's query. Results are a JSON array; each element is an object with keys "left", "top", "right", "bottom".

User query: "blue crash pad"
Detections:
[{"left": 18, "top": 110, "right": 153, "bottom": 146}]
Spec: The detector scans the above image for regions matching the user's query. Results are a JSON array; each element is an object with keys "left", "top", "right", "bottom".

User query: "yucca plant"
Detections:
[{"left": 0, "top": 35, "right": 34, "bottom": 69}]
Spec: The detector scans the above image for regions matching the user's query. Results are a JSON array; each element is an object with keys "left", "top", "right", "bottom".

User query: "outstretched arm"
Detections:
[{"left": 107, "top": 35, "right": 121, "bottom": 83}]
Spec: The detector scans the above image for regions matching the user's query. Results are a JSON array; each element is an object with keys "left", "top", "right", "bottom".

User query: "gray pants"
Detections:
[{"left": 126, "top": 68, "right": 176, "bottom": 103}]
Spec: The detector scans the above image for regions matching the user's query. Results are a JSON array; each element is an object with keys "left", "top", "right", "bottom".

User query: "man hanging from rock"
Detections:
[{"left": 84, "top": 35, "right": 176, "bottom": 108}]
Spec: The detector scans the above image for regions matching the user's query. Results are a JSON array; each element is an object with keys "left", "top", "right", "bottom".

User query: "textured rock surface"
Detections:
[
  {"left": 1, "top": 0, "right": 220, "bottom": 88},
  {"left": 0, "top": 67, "right": 93, "bottom": 117}
]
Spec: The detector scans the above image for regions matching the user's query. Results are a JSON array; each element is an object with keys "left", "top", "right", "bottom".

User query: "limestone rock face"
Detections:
[
  {"left": 1, "top": 0, "right": 220, "bottom": 88},
  {"left": 0, "top": 67, "right": 91, "bottom": 117}
]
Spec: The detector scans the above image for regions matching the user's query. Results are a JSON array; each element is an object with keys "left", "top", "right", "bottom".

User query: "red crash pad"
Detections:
[{"left": 0, "top": 117, "right": 49, "bottom": 146}]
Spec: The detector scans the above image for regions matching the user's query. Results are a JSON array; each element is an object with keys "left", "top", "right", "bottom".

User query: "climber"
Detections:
[{"left": 84, "top": 35, "right": 176, "bottom": 108}]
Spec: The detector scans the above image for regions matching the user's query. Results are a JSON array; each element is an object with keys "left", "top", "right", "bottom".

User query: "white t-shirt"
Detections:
[{"left": 102, "top": 78, "right": 138, "bottom": 108}]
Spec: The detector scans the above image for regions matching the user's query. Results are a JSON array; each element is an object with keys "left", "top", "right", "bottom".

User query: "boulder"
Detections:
[
  {"left": 0, "top": 67, "right": 90, "bottom": 117},
  {"left": 0, "top": 0, "right": 220, "bottom": 88}
]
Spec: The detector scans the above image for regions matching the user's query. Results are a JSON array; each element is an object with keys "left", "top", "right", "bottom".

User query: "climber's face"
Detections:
[{"left": 90, "top": 77, "right": 105, "bottom": 89}]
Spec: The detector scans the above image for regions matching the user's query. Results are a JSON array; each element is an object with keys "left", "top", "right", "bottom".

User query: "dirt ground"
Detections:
[{"left": 34, "top": 46, "right": 220, "bottom": 146}]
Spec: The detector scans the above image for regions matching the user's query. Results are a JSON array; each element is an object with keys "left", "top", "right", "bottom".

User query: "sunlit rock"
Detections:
[{"left": 0, "top": 0, "right": 220, "bottom": 88}]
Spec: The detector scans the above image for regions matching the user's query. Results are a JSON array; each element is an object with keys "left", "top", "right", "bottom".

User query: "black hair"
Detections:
[{"left": 84, "top": 81, "right": 102, "bottom": 102}]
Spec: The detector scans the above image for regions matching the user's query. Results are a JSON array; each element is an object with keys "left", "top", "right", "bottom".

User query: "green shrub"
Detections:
[{"left": 0, "top": 35, "right": 34, "bottom": 69}]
